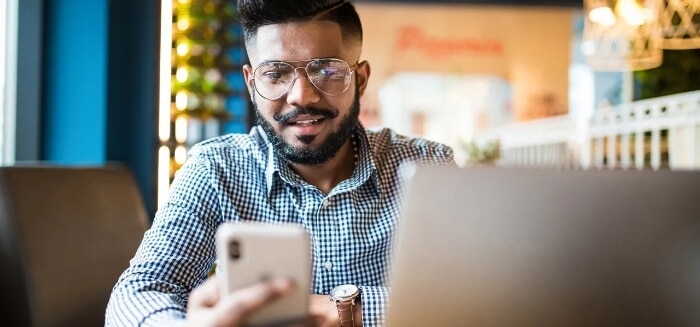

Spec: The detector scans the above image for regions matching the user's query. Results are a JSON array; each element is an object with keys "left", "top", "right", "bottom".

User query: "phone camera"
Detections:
[{"left": 229, "top": 240, "right": 241, "bottom": 260}]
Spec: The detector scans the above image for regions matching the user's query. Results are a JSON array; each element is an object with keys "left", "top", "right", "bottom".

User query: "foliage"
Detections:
[
  {"left": 463, "top": 141, "right": 500, "bottom": 165},
  {"left": 634, "top": 49, "right": 700, "bottom": 100}
]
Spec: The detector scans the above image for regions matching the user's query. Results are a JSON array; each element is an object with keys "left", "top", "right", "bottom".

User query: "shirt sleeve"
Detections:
[
  {"left": 359, "top": 285, "right": 389, "bottom": 327},
  {"left": 356, "top": 137, "right": 455, "bottom": 327},
  {"left": 422, "top": 140, "right": 458, "bottom": 167},
  {"left": 105, "top": 152, "right": 222, "bottom": 326}
]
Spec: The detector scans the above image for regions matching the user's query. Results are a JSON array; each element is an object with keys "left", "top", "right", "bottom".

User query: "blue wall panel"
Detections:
[
  {"left": 43, "top": 0, "right": 108, "bottom": 164},
  {"left": 106, "top": 0, "right": 159, "bottom": 215}
]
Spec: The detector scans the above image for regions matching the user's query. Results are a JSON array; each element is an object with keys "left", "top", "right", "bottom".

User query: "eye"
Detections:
[
  {"left": 315, "top": 67, "right": 350, "bottom": 82},
  {"left": 256, "top": 63, "right": 293, "bottom": 84},
  {"left": 308, "top": 60, "right": 348, "bottom": 79},
  {"left": 262, "top": 71, "right": 283, "bottom": 81},
  {"left": 319, "top": 68, "right": 342, "bottom": 78}
]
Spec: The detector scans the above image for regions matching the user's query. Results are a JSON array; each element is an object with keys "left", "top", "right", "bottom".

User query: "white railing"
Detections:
[{"left": 474, "top": 90, "right": 700, "bottom": 170}]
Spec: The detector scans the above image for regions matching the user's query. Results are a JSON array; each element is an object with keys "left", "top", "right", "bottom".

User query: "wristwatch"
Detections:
[{"left": 329, "top": 284, "right": 360, "bottom": 327}]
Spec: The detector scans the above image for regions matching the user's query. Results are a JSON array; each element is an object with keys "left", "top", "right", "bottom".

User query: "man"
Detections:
[{"left": 106, "top": 0, "right": 455, "bottom": 326}]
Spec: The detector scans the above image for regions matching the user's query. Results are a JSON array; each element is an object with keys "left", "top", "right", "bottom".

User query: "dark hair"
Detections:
[{"left": 237, "top": 0, "right": 363, "bottom": 44}]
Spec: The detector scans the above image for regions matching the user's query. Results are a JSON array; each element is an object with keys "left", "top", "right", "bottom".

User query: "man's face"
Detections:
[{"left": 242, "top": 20, "right": 370, "bottom": 165}]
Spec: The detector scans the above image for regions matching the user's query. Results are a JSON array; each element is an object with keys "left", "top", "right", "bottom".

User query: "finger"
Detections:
[
  {"left": 307, "top": 314, "right": 336, "bottom": 327},
  {"left": 216, "top": 278, "right": 294, "bottom": 323},
  {"left": 188, "top": 277, "right": 220, "bottom": 309},
  {"left": 286, "top": 316, "right": 319, "bottom": 327}
]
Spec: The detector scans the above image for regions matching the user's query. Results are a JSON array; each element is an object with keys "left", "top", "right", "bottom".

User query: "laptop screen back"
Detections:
[{"left": 386, "top": 166, "right": 700, "bottom": 327}]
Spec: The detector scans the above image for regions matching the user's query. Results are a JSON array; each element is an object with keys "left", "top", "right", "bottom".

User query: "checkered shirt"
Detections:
[{"left": 106, "top": 125, "right": 455, "bottom": 326}]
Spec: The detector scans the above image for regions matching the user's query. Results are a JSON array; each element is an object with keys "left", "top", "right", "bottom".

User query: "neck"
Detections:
[{"left": 290, "top": 136, "right": 357, "bottom": 195}]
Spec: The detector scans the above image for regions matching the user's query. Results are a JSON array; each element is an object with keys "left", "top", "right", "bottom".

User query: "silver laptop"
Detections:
[{"left": 386, "top": 166, "right": 700, "bottom": 327}]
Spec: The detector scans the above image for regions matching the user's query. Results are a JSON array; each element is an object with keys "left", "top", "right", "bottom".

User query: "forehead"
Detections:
[{"left": 248, "top": 20, "right": 350, "bottom": 65}]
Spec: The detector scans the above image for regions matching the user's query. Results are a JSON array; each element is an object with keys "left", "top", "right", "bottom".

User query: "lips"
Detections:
[
  {"left": 282, "top": 114, "right": 328, "bottom": 136},
  {"left": 274, "top": 107, "right": 338, "bottom": 125}
]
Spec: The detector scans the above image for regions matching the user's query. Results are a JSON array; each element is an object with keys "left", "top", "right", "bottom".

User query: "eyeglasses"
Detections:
[{"left": 252, "top": 58, "right": 356, "bottom": 100}]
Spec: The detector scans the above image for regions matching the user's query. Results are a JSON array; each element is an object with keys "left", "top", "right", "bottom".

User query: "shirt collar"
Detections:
[
  {"left": 351, "top": 126, "right": 380, "bottom": 193},
  {"left": 260, "top": 126, "right": 297, "bottom": 194}
]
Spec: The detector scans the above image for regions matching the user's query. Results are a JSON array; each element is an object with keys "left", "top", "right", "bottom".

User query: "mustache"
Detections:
[{"left": 273, "top": 107, "right": 339, "bottom": 124}]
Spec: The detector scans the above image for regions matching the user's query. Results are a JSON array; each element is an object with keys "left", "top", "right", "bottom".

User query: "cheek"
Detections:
[
  {"left": 254, "top": 98, "right": 283, "bottom": 120},
  {"left": 331, "top": 88, "right": 357, "bottom": 112}
]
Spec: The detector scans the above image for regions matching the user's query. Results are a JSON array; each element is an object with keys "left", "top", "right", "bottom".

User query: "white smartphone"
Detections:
[{"left": 215, "top": 221, "right": 311, "bottom": 326}]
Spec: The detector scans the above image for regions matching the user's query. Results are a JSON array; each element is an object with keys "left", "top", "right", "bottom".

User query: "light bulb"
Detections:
[
  {"left": 589, "top": 6, "right": 617, "bottom": 26},
  {"left": 175, "top": 116, "right": 188, "bottom": 143},
  {"left": 176, "top": 91, "right": 188, "bottom": 111},
  {"left": 177, "top": 18, "right": 190, "bottom": 31},
  {"left": 176, "top": 42, "right": 190, "bottom": 57},
  {"left": 174, "top": 146, "right": 188, "bottom": 165},
  {"left": 176, "top": 66, "right": 189, "bottom": 83},
  {"left": 615, "top": 0, "right": 647, "bottom": 26}
]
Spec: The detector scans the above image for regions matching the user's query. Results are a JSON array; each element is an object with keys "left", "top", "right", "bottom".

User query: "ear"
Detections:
[
  {"left": 242, "top": 64, "right": 255, "bottom": 99},
  {"left": 355, "top": 60, "right": 371, "bottom": 97}
]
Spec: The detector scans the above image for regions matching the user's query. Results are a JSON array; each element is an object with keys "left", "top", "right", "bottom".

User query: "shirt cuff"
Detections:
[
  {"left": 140, "top": 310, "right": 186, "bottom": 327},
  {"left": 358, "top": 285, "right": 389, "bottom": 327}
]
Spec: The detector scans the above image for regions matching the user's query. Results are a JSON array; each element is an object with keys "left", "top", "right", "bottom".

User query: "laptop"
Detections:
[{"left": 386, "top": 165, "right": 700, "bottom": 327}]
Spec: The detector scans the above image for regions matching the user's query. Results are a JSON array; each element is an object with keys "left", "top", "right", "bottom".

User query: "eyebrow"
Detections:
[{"left": 257, "top": 58, "right": 341, "bottom": 66}]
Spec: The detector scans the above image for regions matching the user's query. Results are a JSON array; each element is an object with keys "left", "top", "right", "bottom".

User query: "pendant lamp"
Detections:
[{"left": 661, "top": 0, "right": 700, "bottom": 49}]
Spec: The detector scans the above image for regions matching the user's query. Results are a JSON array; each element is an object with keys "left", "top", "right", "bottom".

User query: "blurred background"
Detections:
[{"left": 1, "top": 0, "right": 698, "bottom": 216}]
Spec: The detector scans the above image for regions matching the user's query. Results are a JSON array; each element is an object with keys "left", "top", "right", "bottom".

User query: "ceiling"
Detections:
[{"left": 355, "top": 0, "right": 582, "bottom": 7}]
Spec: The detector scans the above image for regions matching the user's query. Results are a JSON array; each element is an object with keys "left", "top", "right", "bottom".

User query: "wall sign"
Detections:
[{"left": 396, "top": 25, "right": 504, "bottom": 58}]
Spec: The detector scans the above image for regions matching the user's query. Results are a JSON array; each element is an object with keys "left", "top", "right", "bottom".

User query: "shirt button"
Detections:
[
  {"left": 322, "top": 199, "right": 331, "bottom": 209},
  {"left": 323, "top": 261, "right": 333, "bottom": 270}
]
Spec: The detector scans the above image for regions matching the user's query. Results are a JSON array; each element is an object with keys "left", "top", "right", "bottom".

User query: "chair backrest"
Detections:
[{"left": 0, "top": 165, "right": 149, "bottom": 327}]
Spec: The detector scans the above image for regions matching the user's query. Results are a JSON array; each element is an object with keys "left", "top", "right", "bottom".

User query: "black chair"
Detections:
[{"left": 0, "top": 165, "right": 149, "bottom": 327}]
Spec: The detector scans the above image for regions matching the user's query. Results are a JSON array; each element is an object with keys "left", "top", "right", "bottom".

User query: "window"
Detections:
[{"left": 0, "top": 0, "right": 18, "bottom": 165}]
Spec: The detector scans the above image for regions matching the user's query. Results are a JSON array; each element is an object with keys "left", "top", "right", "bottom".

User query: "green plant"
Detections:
[
  {"left": 463, "top": 141, "right": 500, "bottom": 165},
  {"left": 634, "top": 49, "right": 700, "bottom": 100}
]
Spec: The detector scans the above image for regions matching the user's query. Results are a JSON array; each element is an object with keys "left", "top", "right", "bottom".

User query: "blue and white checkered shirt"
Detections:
[{"left": 106, "top": 125, "right": 455, "bottom": 326}]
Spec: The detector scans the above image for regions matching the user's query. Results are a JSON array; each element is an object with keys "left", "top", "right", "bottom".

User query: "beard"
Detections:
[{"left": 254, "top": 87, "right": 361, "bottom": 165}]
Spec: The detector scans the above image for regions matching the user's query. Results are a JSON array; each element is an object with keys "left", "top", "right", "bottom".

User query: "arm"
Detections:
[
  {"left": 338, "top": 139, "right": 454, "bottom": 327},
  {"left": 106, "top": 154, "right": 222, "bottom": 326},
  {"left": 310, "top": 285, "right": 388, "bottom": 327}
]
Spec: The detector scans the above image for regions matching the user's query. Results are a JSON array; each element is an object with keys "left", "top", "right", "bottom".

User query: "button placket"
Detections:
[{"left": 316, "top": 196, "right": 337, "bottom": 275}]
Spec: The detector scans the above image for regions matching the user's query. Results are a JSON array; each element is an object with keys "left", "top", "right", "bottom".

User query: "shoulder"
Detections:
[
  {"left": 365, "top": 127, "right": 455, "bottom": 165},
  {"left": 169, "top": 129, "right": 269, "bottom": 195},
  {"left": 186, "top": 128, "right": 269, "bottom": 167}
]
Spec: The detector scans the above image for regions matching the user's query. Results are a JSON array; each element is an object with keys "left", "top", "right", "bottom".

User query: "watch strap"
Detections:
[{"left": 336, "top": 299, "right": 356, "bottom": 327}]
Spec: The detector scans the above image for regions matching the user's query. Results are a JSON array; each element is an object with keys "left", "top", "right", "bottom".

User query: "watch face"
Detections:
[{"left": 331, "top": 284, "right": 359, "bottom": 301}]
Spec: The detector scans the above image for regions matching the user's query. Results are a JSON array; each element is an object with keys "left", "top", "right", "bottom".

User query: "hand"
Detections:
[
  {"left": 186, "top": 276, "right": 295, "bottom": 327},
  {"left": 309, "top": 294, "right": 339, "bottom": 327},
  {"left": 309, "top": 294, "right": 362, "bottom": 327}
]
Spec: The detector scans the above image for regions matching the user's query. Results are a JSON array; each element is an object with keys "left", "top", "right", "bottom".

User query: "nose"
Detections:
[{"left": 285, "top": 67, "right": 321, "bottom": 107}]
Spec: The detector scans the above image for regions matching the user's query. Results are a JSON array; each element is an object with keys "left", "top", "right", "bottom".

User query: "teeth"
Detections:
[{"left": 295, "top": 119, "right": 319, "bottom": 126}]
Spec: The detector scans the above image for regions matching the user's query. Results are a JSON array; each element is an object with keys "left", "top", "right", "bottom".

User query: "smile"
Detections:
[{"left": 289, "top": 118, "right": 325, "bottom": 126}]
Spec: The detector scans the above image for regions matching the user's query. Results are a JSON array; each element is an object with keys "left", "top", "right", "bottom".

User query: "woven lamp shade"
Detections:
[{"left": 661, "top": 0, "right": 700, "bottom": 49}]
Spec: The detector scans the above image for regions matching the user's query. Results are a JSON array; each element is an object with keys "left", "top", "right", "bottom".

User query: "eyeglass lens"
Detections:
[{"left": 254, "top": 59, "right": 353, "bottom": 100}]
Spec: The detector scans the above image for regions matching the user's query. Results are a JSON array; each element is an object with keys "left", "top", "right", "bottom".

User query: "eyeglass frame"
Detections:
[{"left": 250, "top": 58, "right": 359, "bottom": 101}]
